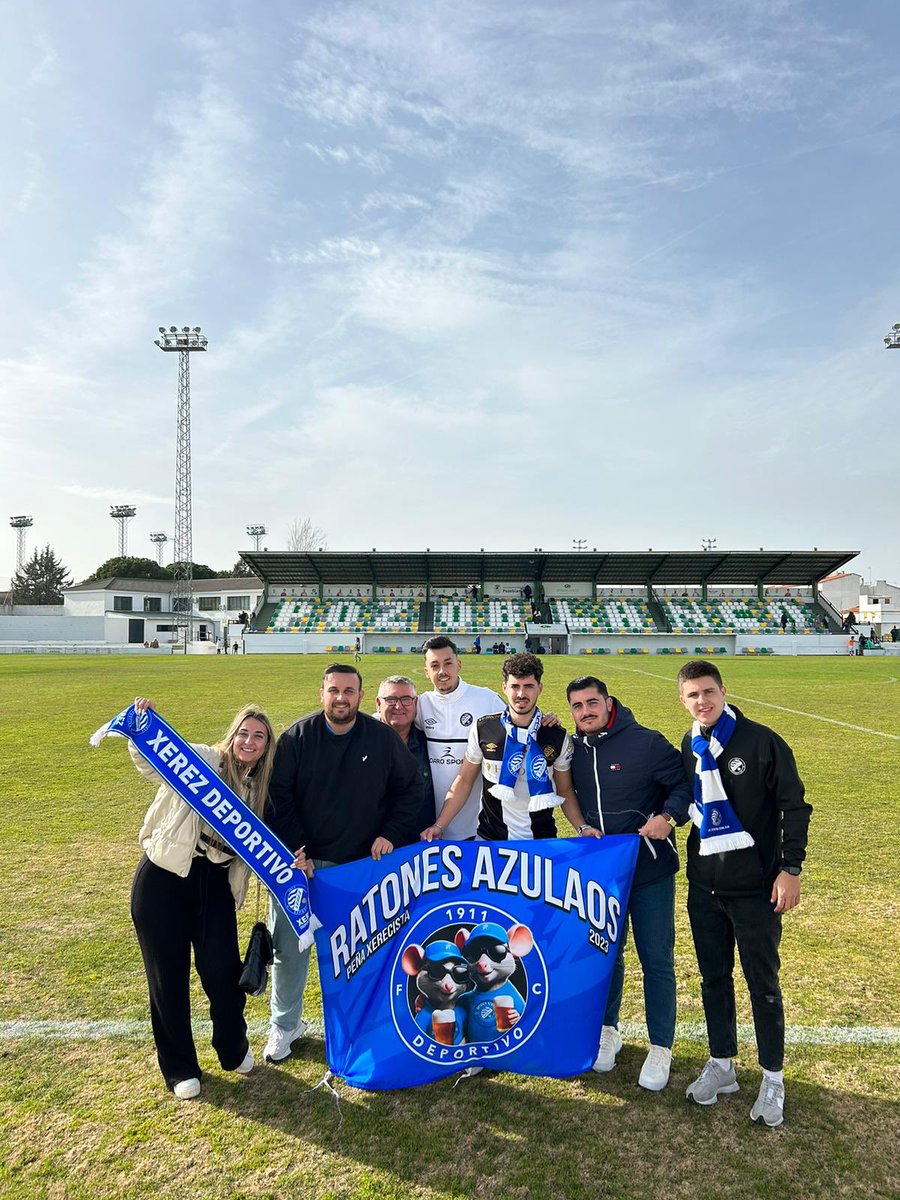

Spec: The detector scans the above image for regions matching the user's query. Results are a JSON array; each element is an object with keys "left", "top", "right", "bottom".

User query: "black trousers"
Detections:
[
  {"left": 687, "top": 884, "right": 784, "bottom": 1071},
  {"left": 130, "top": 854, "right": 248, "bottom": 1088}
]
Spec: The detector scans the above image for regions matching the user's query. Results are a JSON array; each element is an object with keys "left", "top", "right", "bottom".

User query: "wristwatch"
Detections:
[
  {"left": 663, "top": 814, "right": 677, "bottom": 828},
  {"left": 781, "top": 863, "right": 801, "bottom": 876}
]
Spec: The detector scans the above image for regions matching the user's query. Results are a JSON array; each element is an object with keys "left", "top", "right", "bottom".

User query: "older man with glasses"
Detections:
[{"left": 375, "top": 675, "right": 436, "bottom": 833}]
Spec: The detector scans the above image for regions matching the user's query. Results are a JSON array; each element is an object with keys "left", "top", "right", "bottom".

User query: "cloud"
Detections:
[
  {"left": 44, "top": 77, "right": 252, "bottom": 361},
  {"left": 15, "top": 150, "right": 44, "bottom": 213},
  {"left": 270, "top": 237, "right": 382, "bottom": 266},
  {"left": 361, "top": 190, "right": 429, "bottom": 214},
  {"left": 302, "top": 142, "right": 389, "bottom": 172},
  {"left": 57, "top": 484, "right": 171, "bottom": 505}
]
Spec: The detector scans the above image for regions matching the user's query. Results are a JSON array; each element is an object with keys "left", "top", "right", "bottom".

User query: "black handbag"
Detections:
[{"left": 239, "top": 886, "right": 274, "bottom": 996}]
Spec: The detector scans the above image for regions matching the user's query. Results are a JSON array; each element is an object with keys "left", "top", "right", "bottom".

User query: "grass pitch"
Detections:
[{"left": 1, "top": 653, "right": 898, "bottom": 1200}]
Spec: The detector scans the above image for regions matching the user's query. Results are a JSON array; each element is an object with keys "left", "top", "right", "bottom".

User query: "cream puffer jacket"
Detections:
[{"left": 129, "top": 741, "right": 256, "bottom": 908}]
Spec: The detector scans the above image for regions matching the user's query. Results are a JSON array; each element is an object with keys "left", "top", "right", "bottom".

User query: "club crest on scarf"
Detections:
[
  {"left": 689, "top": 703, "right": 755, "bottom": 855},
  {"left": 490, "top": 708, "right": 558, "bottom": 811}
]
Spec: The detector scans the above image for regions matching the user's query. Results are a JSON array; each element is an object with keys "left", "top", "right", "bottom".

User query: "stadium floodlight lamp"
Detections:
[
  {"left": 885, "top": 322, "right": 900, "bottom": 350},
  {"left": 246, "top": 524, "right": 267, "bottom": 551},
  {"left": 156, "top": 324, "right": 207, "bottom": 352}
]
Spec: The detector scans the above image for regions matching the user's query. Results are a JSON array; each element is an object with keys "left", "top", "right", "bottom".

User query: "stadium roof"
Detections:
[
  {"left": 66, "top": 576, "right": 262, "bottom": 593},
  {"left": 237, "top": 549, "right": 858, "bottom": 589}
]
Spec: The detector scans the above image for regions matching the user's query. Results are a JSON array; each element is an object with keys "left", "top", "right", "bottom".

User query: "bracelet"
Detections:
[
  {"left": 434, "top": 823, "right": 444, "bottom": 834},
  {"left": 577, "top": 824, "right": 591, "bottom": 834}
]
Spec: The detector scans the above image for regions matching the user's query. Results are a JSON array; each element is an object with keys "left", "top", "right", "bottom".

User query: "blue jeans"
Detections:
[
  {"left": 268, "top": 859, "right": 334, "bottom": 1032},
  {"left": 604, "top": 872, "right": 676, "bottom": 1049}
]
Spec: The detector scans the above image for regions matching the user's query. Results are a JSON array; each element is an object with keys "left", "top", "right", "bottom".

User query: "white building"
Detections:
[
  {"left": 818, "top": 572, "right": 863, "bottom": 615},
  {"left": 857, "top": 580, "right": 900, "bottom": 635},
  {"left": 819, "top": 572, "right": 900, "bottom": 634},
  {"left": 62, "top": 576, "right": 263, "bottom": 645}
]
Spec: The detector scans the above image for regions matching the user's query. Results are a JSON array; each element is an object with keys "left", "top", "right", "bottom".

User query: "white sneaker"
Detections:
[
  {"left": 173, "top": 1077, "right": 201, "bottom": 1100},
  {"left": 592, "top": 1025, "right": 623, "bottom": 1073},
  {"left": 638, "top": 1045, "right": 672, "bottom": 1091},
  {"left": 263, "top": 1019, "right": 307, "bottom": 1063},
  {"left": 232, "top": 1048, "right": 254, "bottom": 1075},
  {"left": 750, "top": 1076, "right": 785, "bottom": 1127},
  {"left": 686, "top": 1058, "right": 739, "bottom": 1105}
]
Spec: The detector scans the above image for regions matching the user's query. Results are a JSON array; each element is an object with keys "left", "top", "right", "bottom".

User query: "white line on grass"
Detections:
[
  {"left": 1, "top": 1019, "right": 898, "bottom": 1046},
  {"left": 604, "top": 665, "right": 900, "bottom": 741}
]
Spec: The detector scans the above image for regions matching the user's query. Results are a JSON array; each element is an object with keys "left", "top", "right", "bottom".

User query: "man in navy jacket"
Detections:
[
  {"left": 567, "top": 675, "right": 691, "bottom": 1091},
  {"left": 262, "top": 663, "right": 422, "bottom": 1064}
]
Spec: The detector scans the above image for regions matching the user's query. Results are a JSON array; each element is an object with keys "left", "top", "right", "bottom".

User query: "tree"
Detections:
[
  {"left": 11, "top": 544, "right": 73, "bottom": 604},
  {"left": 286, "top": 517, "right": 327, "bottom": 552},
  {"left": 162, "top": 561, "right": 219, "bottom": 580},
  {"left": 85, "top": 556, "right": 169, "bottom": 582},
  {"left": 221, "top": 558, "right": 255, "bottom": 578}
]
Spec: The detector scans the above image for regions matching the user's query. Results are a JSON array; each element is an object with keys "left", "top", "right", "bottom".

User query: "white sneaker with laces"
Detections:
[
  {"left": 685, "top": 1058, "right": 739, "bottom": 1105},
  {"left": 592, "top": 1025, "right": 623, "bottom": 1073},
  {"left": 638, "top": 1045, "right": 672, "bottom": 1091},
  {"left": 263, "top": 1019, "right": 307, "bottom": 1063},
  {"left": 173, "top": 1077, "right": 201, "bottom": 1100},
  {"left": 750, "top": 1076, "right": 785, "bottom": 1127},
  {"left": 233, "top": 1048, "right": 254, "bottom": 1075}
]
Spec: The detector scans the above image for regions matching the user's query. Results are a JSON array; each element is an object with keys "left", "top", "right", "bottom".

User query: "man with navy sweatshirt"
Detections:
[
  {"left": 262, "top": 663, "right": 422, "bottom": 1064},
  {"left": 567, "top": 675, "right": 692, "bottom": 1091}
]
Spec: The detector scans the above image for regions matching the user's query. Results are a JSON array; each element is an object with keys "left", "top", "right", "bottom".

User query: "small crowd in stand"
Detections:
[{"left": 120, "top": 637, "right": 810, "bottom": 1129}]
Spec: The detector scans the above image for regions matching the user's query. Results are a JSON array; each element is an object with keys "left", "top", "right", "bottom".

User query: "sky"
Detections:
[{"left": 1, "top": 0, "right": 899, "bottom": 588}]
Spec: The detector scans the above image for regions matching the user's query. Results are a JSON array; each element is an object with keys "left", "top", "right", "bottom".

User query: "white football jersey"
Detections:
[{"left": 415, "top": 678, "right": 504, "bottom": 839}]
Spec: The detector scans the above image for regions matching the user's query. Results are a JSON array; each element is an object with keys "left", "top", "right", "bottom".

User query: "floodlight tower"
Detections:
[
  {"left": 701, "top": 537, "right": 717, "bottom": 552},
  {"left": 572, "top": 538, "right": 588, "bottom": 552},
  {"left": 150, "top": 531, "right": 168, "bottom": 566},
  {"left": 246, "top": 524, "right": 267, "bottom": 552},
  {"left": 10, "top": 515, "right": 33, "bottom": 573},
  {"left": 885, "top": 322, "right": 900, "bottom": 351},
  {"left": 110, "top": 505, "right": 136, "bottom": 556},
  {"left": 154, "top": 325, "right": 208, "bottom": 644}
]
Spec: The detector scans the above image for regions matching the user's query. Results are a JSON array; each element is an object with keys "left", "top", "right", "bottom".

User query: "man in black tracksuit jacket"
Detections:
[
  {"left": 262, "top": 663, "right": 422, "bottom": 1063},
  {"left": 567, "top": 676, "right": 692, "bottom": 1092},
  {"left": 678, "top": 660, "right": 811, "bottom": 1127}
]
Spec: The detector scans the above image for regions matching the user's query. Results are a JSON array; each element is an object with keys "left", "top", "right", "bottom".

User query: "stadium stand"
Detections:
[
  {"left": 433, "top": 599, "right": 527, "bottom": 634},
  {"left": 266, "top": 599, "right": 420, "bottom": 634},
  {"left": 658, "top": 595, "right": 820, "bottom": 635},
  {"left": 550, "top": 598, "right": 655, "bottom": 633}
]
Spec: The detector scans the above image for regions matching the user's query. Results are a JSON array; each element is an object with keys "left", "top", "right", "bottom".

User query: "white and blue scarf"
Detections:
[
  {"left": 689, "top": 704, "right": 755, "bottom": 856},
  {"left": 489, "top": 708, "right": 559, "bottom": 812},
  {"left": 90, "top": 703, "right": 319, "bottom": 949}
]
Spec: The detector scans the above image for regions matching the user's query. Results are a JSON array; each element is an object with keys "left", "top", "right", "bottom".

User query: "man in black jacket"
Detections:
[
  {"left": 262, "top": 663, "right": 422, "bottom": 1063},
  {"left": 566, "top": 675, "right": 691, "bottom": 1092},
  {"left": 677, "top": 660, "right": 812, "bottom": 1127}
]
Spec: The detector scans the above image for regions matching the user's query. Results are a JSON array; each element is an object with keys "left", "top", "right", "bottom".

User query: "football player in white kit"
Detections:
[{"left": 414, "top": 637, "right": 504, "bottom": 840}]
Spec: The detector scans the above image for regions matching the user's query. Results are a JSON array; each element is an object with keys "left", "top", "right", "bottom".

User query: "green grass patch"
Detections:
[{"left": 1, "top": 654, "right": 898, "bottom": 1198}]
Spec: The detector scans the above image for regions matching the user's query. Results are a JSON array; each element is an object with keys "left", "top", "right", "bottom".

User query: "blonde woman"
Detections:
[{"left": 127, "top": 698, "right": 275, "bottom": 1100}]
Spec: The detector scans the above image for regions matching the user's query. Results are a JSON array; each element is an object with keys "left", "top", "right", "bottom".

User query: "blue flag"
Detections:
[
  {"left": 311, "top": 836, "right": 639, "bottom": 1090},
  {"left": 90, "top": 704, "right": 318, "bottom": 949}
]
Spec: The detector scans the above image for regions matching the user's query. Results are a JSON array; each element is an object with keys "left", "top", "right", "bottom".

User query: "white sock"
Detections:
[
  {"left": 762, "top": 1068, "right": 784, "bottom": 1085},
  {"left": 711, "top": 1056, "right": 732, "bottom": 1071}
]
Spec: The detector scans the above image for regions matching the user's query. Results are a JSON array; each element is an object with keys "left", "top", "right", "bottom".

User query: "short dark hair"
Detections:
[
  {"left": 502, "top": 652, "right": 543, "bottom": 682},
  {"left": 677, "top": 659, "right": 723, "bottom": 689},
  {"left": 422, "top": 636, "right": 459, "bottom": 657},
  {"left": 566, "top": 675, "right": 609, "bottom": 701},
  {"left": 322, "top": 662, "right": 362, "bottom": 687}
]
